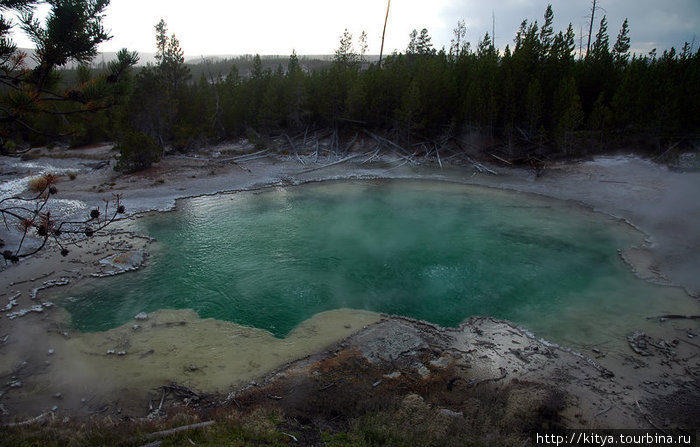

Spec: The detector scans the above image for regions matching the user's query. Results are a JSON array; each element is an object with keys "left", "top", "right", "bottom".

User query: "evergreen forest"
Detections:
[{"left": 3, "top": 4, "right": 699, "bottom": 170}]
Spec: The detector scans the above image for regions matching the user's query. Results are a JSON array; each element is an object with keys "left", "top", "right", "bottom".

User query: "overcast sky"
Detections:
[{"left": 12, "top": 0, "right": 700, "bottom": 58}]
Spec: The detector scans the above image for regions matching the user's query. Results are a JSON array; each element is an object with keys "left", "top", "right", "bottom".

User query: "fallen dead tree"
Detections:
[
  {"left": 452, "top": 139, "right": 498, "bottom": 175},
  {"left": 142, "top": 420, "right": 216, "bottom": 443},
  {"left": 296, "top": 152, "right": 367, "bottom": 174},
  {"left": 362, "top": 130, "right": 412, "bottom": 157},
  {"left": 263, "top": 126, "right": 508, "bottom": 173},
  {"left": 3, "top": 412, "right": 49, "bottom": 427}
]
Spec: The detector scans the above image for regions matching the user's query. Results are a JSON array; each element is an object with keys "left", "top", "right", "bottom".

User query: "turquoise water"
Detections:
[{"left": 60, "top": 180, "right": 691, "bottom": 344}]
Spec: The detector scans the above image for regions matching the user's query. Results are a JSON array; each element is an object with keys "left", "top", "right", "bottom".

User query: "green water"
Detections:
[{"left": 61, "top": 180, "right": 691, "bottom": 344}]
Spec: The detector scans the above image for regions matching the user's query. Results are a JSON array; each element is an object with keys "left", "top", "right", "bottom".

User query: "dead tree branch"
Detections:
[
  {"left": 144, "top": 420, "right": 216, "bottom": 442},
  {"left": 1, "top": 174, "right": 126, "bottom": 263}
]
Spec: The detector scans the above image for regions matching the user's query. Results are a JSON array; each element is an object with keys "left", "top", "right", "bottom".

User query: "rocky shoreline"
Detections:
[{"left": 0, "top": 143, "right": 698, "bottom": 435}]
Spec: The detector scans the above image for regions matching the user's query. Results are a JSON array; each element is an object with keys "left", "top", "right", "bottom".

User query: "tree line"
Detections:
[{"left": 5, "top": 4, "right": 700, "bottom": 170}]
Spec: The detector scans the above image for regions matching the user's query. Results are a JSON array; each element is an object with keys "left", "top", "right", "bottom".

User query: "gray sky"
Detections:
[{"left": 11, "top": 0, "right": 700, "bottom": 57}]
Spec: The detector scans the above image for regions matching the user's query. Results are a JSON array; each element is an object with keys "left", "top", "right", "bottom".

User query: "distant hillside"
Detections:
[
  {"left": 18, "top": 48, "right": 378, "bottom": 70},
  {"left": 18, "top": 49, "right": 381, "bottom": 84},
  {"left": 15, "top": 49, "right": 157, "bottom": 68},
  {"left": 50, "top": 53, "right": 343, "bottom": 82}
]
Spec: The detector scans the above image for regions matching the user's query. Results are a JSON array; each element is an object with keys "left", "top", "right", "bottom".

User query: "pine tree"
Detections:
[
  {"left": 523, "top": 79, "right": 543, "bottom": 137},
  {"left": 247, "top": 54, "right": 269, "bottom": 128},
  {"left": 550, "top": 24, "right": 575, "bottom": 62},
  {"left": 589, "top": 92, "right": 613, "bottom": 146},
  {"left": 397, "top": 79, "right": 423, "bottom": 144},
  {"left": 0, "top": 0, "right": 137, "bottom": 153},
  {"left": 416, "top": 29, "right": 434, "bottom": 55},
  {"left": 120, "top": 19, "right": 191, "bottom": 149},
  {"left": 287, "top": 50, "right": 301, "bottom": 76},
  {"left": 564, "top": 24, "right": 576, "bottom": 58},
  {"left": 163, "top": 33, "right": 190, "bottom": 93},
  {"left": 540, "top": 4, "right": 555, "bottom": 57},
  {"left": 477, "top": 32, "right": 495, "bottom": 57},
  {"left": 258, "top": 67, "right": 286, "bottom": 131},
  {"left": 449, "top": 20, "right": 468, "bottom": 61},
  {"left": 286, "top": 51, "right": 307, "bottom": 127},
  {"left": 590, "top": 16, "right": 610, "bottom": 62},
  {"left": 219, "top": 65, "right": 246, "bottom": 136},
  {"left": 513, "top": 19, "right": 542, "bottom": 79},
  {"left": 552, "top": 76, "right": 583, "bottom": 153},
  {"left": 407, "top": 29, "right": 418, "bottom": 54},
  {"left": 153, "top": 20, "right": 190, "bottom": 94},
  {"left": 612, "top": 19, "right": 631, "bottom": 69},
  {"left": 122, "top": 65, "right": 171, "bottom": 146},
  {"left": 251, "top": 54, "right": 263, "bottom": 79},
  {"left": 154, "top": 19, "right": 168, "bottom": 65},
  {"left": 334, "top": 29, "right": 359, "bottom": 69},
  {"left": 358, "top": 31, "right": 369, "bottom": 63}
]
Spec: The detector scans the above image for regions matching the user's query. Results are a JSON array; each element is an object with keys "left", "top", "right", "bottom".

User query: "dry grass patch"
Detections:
[{"left": 27, "top": 173, "right": 58, "bottom": 193}]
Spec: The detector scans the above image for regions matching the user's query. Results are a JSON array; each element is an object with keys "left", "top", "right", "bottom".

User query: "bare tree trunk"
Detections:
[
  {"left": 586, "top": 0, "right": 597, "bottom": 58},
  {"left": 579, "top": 25, "right": 584, "bottom": 59},
  {"left": 202, "top": 57, "right": 224, "bottom": 133},
  {"left": 492, "top": 11, "right": 496, "bottom": 49},
  {"left": 379, "top": 0, "right": 391, "bottom": 66}
]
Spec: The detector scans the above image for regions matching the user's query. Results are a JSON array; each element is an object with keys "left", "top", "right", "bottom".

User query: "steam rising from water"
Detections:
[{"left": 61, "top": 180, "right": 696, "bottom": 347}]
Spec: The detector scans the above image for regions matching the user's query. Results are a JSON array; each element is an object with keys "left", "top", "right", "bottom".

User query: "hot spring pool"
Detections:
[{"left": 60, "top": 180, "right": 694, "bottom": 347}]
